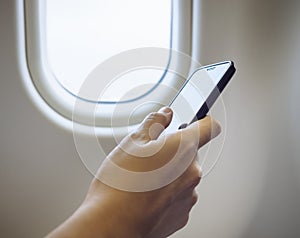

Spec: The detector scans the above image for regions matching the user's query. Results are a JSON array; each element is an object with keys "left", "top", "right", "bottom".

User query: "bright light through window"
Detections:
[{"left": 46, "top": 0, "right": 172, "bottom": 102}]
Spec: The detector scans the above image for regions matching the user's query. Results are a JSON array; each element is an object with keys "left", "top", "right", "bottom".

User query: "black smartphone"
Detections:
[{"left": 166, "top": 61, "right": 236, "bottom": 132}]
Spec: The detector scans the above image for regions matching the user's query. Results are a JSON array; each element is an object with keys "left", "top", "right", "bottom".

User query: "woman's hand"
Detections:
[{"left": 47, "top": 107, "right": 221, "bottom": 238}]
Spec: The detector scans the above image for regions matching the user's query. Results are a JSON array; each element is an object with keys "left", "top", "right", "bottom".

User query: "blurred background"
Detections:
[{"left": 0, "top": 0, "right": 299, "bottom": 237}]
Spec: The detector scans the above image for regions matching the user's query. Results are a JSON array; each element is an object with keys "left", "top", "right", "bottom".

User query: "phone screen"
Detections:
[{"left": 165, "top": 61, "right": 235, "bottom": 133}]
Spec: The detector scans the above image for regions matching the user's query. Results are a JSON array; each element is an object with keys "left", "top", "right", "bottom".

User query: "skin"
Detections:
[{"left": 47, "top": 107, "right": 221, "bottom": 238}]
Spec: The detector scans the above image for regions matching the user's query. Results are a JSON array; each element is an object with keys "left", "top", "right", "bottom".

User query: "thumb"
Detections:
[{"left": 134, "top": 107, "right": 173, "bottom": 142}]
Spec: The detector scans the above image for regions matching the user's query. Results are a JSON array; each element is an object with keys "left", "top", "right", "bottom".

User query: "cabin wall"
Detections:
[{"left": 0, "top": 0, "right": 299, "bottom": 237}]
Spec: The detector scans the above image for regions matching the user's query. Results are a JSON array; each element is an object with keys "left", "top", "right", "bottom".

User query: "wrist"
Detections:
[{"left": 80, "top": 192, "right": 143, "bottom": 238}]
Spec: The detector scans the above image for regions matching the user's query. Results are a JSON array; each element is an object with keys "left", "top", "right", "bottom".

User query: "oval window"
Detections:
[{"left": 24, "top": 0, "right": 193, "bottom": 128}]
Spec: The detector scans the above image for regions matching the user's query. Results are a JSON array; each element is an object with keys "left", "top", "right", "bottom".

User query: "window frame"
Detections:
[{"left": 23, "top": 0, "right": 195, "bottom": 131}]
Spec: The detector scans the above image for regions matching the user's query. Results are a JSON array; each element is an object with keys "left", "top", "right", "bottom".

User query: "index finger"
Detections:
[{"left": 176, "top": 116, "right": 221, "bottom": 149}]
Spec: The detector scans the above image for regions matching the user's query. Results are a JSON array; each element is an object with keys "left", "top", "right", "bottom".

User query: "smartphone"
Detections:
[{"left": 166, "top": 61, "right": 236, "bottom": 132}]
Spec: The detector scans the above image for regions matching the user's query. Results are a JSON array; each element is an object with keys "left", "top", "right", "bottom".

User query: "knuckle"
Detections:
[
  {"left": 129, "top": 130, "right": 149, "bottom": 141},
  {"left": 148, "top": 112, "right": 158, "bottom": 119},
  {"left": 191, "top": 190, "right": 199, "bottom": 206},
  {"left": 147, "top": 112, "right": 166, "bottom": 124},
  {"left": 194, "top": 164, "right": 203, "bottom": 180},
  {"left": 188, "top": 163, "right": 202, "bottom": 187},
  {"left": 129, "top": 131, "right": 139, "bottom": 140},
  {"left": 192, "top": 174, "right": 201, "bottom": 187}
]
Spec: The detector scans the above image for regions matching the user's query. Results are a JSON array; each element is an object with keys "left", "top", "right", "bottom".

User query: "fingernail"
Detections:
[
  {"left": 159, "top": 106, "right": 172, "bottom": 114},
  {"left": 178, "top": 123, "right": 188, "bottom": 130}
]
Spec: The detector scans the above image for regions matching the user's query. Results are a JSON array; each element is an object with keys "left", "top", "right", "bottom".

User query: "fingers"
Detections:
[
  {"left": 179, "top": 116, "right": 221, "bottom": 149},
  {"left": 133, "top": 107, "right": 173, "bottom": 142},
  {"left": 179, "top": 159, "right": 202, "bottom": 190}
]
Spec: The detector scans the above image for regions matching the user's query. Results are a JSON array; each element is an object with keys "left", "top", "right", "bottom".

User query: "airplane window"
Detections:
[
  {"left": 46, "top": 0, "right": 172, "bottom": 102},
  {"left": 24, "top": 0, "right": 192, "bottom": 128}
]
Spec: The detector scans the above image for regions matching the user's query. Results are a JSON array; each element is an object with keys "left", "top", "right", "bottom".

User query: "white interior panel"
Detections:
[{"left": 0, "top": 0, "right": 299, "bottom": 237}]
